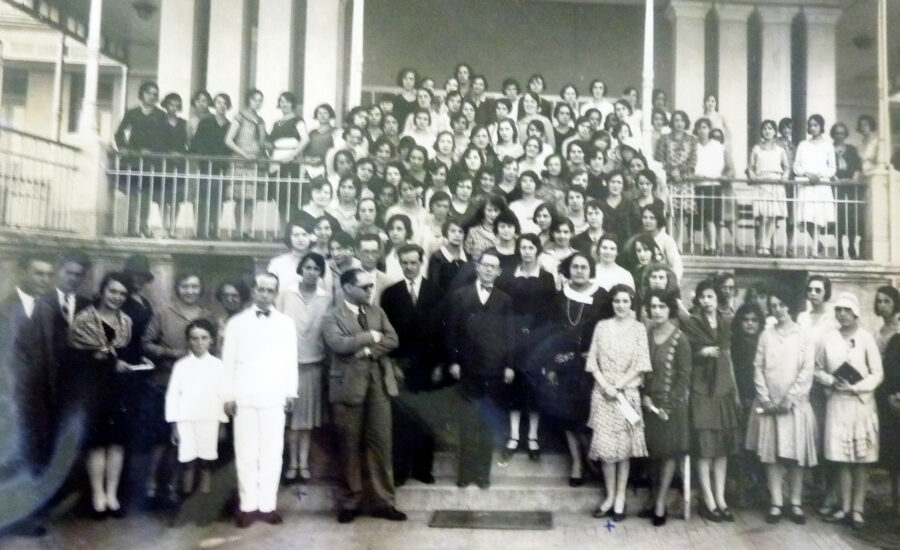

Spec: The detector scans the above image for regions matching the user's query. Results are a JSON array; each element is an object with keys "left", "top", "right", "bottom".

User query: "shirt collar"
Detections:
[
  {"left": 514, "top": 265, "right": 541, "bottom": 279},
  {"left": 343, "top": 300, "right": 360, "bottom": 315},
  {"left": 441, "top": 246, "right": 467, "bottom": 263},
  {"left": 564, "top": 284, "right": 594, "bottom": 305}
]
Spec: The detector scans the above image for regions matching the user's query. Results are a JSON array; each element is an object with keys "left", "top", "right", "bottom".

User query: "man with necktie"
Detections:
[
  {"left": 445, "top": 248, "right": 515, "bottom": 488},
  {"left": 381, "top": 244, "right": 442, "bottom": 485},
  {"left": 222, "top": 273, "right": 298, "bottom": 528},
  {"left": 322, "top": 268, "right": 405, "bottom": 524}
]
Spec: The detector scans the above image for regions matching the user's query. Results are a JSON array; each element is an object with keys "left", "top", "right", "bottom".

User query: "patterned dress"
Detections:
[
  {"left": 645, "top": 327, "right": 692, "bottom": 459},
  {"left": 586, "top": 318, "right": 652, "bottom": 462},
  {"left": 655, "top": 132, "right": 697, "bottom": 215}
]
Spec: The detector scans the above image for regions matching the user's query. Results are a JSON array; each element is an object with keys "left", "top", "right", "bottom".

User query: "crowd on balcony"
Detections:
[
  {"left": 111, "top": 65, "right": 876, "bottom": 260},
  {"left": 2, "top": 216, "right": 899, "bottom": 536}
]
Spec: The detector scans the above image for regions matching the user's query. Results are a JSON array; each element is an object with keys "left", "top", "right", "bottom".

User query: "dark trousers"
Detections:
[
  {"left": 331, "top": 369, "right": 394, "bottom": 511},
  {"left": 457, "top": 377, "right": 504, "bottom": 486}
]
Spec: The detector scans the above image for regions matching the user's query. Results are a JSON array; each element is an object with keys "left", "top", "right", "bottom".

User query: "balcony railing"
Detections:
[
  {"left": 106, "top": 152, "right": 310, "bottom": 240},
  {"left": 668, "top": 176, "right": 867, "bottom": 260},
  {"left": 0, "top": 125, "right": 79, "bottom": 233}
]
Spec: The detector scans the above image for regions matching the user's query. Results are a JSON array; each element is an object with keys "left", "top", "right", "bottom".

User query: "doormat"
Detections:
[{"left": 429, "top": 510, "right": 553, "bottom": 530}]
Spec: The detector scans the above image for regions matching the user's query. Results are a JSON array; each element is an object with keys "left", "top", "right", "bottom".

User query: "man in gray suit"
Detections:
[{"left": 323, "top": 268, "right": 406, "bottom": 524}]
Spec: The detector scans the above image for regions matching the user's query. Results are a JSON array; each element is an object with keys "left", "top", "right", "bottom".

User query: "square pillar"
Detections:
[
  {"left": 303, "top": 0, "right": 346, "bottom": 122},
  {"left": 256, "top": 0, "right": 297, "bottom": 125},
  {"left": 207, "top": 0, "right": 251, "bottom": 110},
  {"left": 157, "top": 0, "right": 203, "bottom": 108},
  {"left": 667, "top": 1, "right": 711, "bottom": 122},
  {"left": 716, "top": 4, "right": 753, "bottom": 176},
  {"left": 757, "top": 6, "right": 797, "bottom": 122},
  {"left": 803, "top": 7, "right": 842, "bottom": 126}
]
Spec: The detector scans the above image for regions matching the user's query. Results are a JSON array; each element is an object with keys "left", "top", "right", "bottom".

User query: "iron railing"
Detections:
[
  {"left": 668, "top": 176, "right": 867, "bottom": 259},
  {"left": 106, "top": 152, "right": 309, "bottom": 240},
  {"left": 0, "top": 125, "right": 79, "bottom": 232}
]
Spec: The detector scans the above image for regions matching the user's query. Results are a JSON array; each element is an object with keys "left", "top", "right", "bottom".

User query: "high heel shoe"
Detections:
[
  {"left": 592, "top": 502, "right": 613, "bottom": 518},
  {"left": 652, "top": 509, "right": 667, "bottom": 527},
  {"left": 527, "top": 439, "right": 541, "bottom": 461},
  {"left": 611, "top": 505, "right": 627, "bottom": 522},
  {"left": 719, "top": 507, "right": 735, "bottom": 522},
  {"left": 501, "top": 438, "right": 519, "bottom": 461},
  {"left": 698, "top": 503, "right": 724, "bottom": 523}
]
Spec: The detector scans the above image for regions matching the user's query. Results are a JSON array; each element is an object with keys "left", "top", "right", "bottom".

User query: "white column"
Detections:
[
  {"left": 666, "top": 0, "right": 710, "bottom": 121},
  {"left": 303, "top": 0, "right": 345, "bottom": 122},
  {"left": 716, "top": 3, "right": 753, "bottom": 176},
  {"left": 347, "top": 0, "right": 365, "bottom": 111},
  {"left": 641, "top": 0, "right": 654, "bottom": 152},
  {"left": 77, "top": 0, "right": 103, "bottom": 136},
  {"left": 757, "top": 6, "right": 797, "bottom": 122},
  {"left": 256, "top": 0, "right": 296, "bottom": 125},
  {"left": 157, "top": 0, "right": 201, "bottom": 108},
  {"left": 207, "top": 0, "right": 250, "bottom": 109},
  {"left": 51, "top": 33, "right": 65, "bottom": 140},
  {"left": 803, "top": 7, "right": 841, "bottom": 126}
]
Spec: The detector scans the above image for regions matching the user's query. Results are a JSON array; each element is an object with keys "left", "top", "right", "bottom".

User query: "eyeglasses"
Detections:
[
  {"left": 355, "top": 283, "right": 375, "bottom": 291},
  {"left": 478, "top": 263, "right": 500, "bottom": 270}
]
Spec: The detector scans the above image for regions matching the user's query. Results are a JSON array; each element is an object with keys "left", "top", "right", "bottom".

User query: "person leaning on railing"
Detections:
[
  {"left": 224, "top": 89, "right": 267, "bottom": 239},
  {"left": 831, "top": 122, "right": 863, "bottom": 259},
  {"left": 792, "top": 114, "right": 836, "bottom": 259},
  {"left": 189, "top": 93, "right": 232, "bottom": 238},
  {"left": 748, "top": 120, "right": 791, "bottom": 257}
]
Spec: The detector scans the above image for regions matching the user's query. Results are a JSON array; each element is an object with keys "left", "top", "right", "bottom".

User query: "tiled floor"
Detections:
[{"left": 0, "top": 508, "right": 885, "bottom": 550}]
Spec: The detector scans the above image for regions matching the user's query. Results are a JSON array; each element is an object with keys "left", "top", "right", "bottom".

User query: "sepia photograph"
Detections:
[{"left": 0, "top": 0, "right": 899, "bottom": 548}]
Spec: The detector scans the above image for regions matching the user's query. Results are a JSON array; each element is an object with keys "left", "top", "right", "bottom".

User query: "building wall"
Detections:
[{"left": 362, "top": 0, "right": 673, "bottom": 101}]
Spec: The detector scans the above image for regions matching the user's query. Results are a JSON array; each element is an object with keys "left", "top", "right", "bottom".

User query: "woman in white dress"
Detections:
[
  {"left": 592, "top": 235, "right": 635, "bottom": 292},
  {"left": 793, "top": 114, "right": 836, "bottom": 258},
  {"left": 745, "top": 287, "right": 818, "bottom": 524},
  {"left": 815, "top": 292, "right": 883, "bottom": 529},
  {"left": 693, "top": 118, "right": 730, "bottom": 255},
  {"left": 748, "top": 120, "right": 790, "bottom": 256}
]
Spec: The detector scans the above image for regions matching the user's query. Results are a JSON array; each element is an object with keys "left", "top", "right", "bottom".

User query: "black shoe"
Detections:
[
  {"left": 501, "top": 438, "right": 519, "bottom": 461},
  {"left": 720, "top": 507, "right": 735, "bottom": 522},
  {"left": 788, "top": 505, "right": 805, "bottom": 525},
  {"left": 259, "top": 511, "right": 283, "bottom": 525},
  {"left": 698, "top": 503, "right": 723, "bottom": 523},
  {"left": 766, "top": 506, "right": 782, "bottom": 524},
  {"left": 337, "top": 508, "right": 359, "bottom": 524},
  {"left": 370, "top": 507, "right": 407, "bottom": 521},
  {"left": 527, "top": 439, "right": 541, "bottom": 461},
  {"left": 3, "top": 520, "right": 48, "bottom": 538},
  {"left": 612, "top": 506, "right": 627, "bottom": 522},
  {"left": 88, "top": 507, "right": 107, "bottom": 521},
  {"left": 234, "top": 510, "right": 256, "bottom": 528},
  {"left": 592, "top": 507, "right": 611, "bottom": 519},
  {"left": 652, "top": 510, "right": 667, "bottom": 527},
  {"left": 476, "top": 480, "right": 490, "bottom": 490},
  {"left": 107, "top": 506, "right": 127, "bottom": 519},
  {"left": 569, "top": 477, "right": 584, "bottom": 487}
]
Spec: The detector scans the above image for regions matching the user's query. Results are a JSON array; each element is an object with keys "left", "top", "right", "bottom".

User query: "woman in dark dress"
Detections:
[
  {"left": 684, "top": 279, "right": 741, "bottom": 522},
  {"left": 874, "top": 285, "right": 900, "bottom": 511},
  {"left": 641, "top": 289, "right": 692, "bottom": 526},
  {"left": 68, "top": 272, "right": 147, "bottom": 519},
  {"left": 530, "top": 252, "right": 612, "bottom": 485},
  {"left": 190, "top": 93, "right": 232, "bottom": 237},
  {"left": 730, "top": 302, "right": 766, "bottom": 507},
  {"left": 496, "top": 234, "right": 557, "bottom": 461},
  {"left": 600, "top": 170, "right": 641, "bottom": 241}
]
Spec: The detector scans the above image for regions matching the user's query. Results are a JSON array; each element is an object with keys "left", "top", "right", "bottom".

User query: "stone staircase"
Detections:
[{"left": 281, "top": 451, "right": 692, "bottom": 517}]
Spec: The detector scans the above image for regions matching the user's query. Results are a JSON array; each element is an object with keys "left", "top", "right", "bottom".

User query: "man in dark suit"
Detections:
[
  {"left": 0, "top": 252, "right": 56, "bottom": 537},
  {"left": 322, "top": 269, "right": 406, "bottom": 524},
  {"left": 381, "top": 244, "right": 442, "bottom": 485},
  {"left": 445, "top": 248, "right": 514, "bottom": 488}
]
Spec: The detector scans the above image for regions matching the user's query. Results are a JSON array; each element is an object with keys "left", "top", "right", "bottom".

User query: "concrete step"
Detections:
[
  {"left": 432, "top": 451, "right": 574, "bottom": 479},
  {"left": 281, "top": 477, "right": 691, "bottom": 515}
]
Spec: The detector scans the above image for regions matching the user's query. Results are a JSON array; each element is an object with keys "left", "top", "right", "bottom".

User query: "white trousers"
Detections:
[
  {"left": 176, "top": 420, "right": 220, "bottom": 462},
  {"left": 233, "top": 406, "right": 285, "bottom": 512}
]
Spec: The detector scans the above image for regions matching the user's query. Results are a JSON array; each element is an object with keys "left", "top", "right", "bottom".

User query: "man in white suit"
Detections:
[{"left": 222, "top": 272, "right": 298, "bottom": 528}]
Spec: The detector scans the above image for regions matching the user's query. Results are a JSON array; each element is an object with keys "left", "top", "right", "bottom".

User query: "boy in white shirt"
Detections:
[{"left": 165, "top": 319, "right": 226, "bottom": 496}]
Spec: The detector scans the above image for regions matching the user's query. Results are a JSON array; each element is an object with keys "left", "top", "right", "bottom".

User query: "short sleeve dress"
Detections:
[{"left": 586, "top": 317, "right": 652, "bottom": 462}]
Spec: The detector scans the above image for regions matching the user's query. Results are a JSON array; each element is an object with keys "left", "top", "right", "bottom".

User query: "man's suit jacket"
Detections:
[
  {"left": 365, "top": 269, "right": 392, "bottom": 307},
  {"left": 30, "top": 291, "right": 91, "bottom": 401},
  {"left": 380, "top": 278, "right": 441, "bottom": 365},
  {"left": 323, "top": 301, "right": 399, "bottom": 405},
  {"left": 446, "top": 284, "right": 514, "bottom": 389}
]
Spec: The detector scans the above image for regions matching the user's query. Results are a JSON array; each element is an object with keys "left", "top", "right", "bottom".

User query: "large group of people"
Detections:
[
  {"left": 2, "top": 219, "right": 899, "bottom": 536},
  {"left": 113, "top": 64, "right": 875, "bottom": 259},
  {"left": 3, "top": 64, "right": 891, "bottom": 539}
]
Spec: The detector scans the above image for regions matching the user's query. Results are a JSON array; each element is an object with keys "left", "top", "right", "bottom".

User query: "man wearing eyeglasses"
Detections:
[
  {"left": 323, "top": 268, "right": 404, "bottom": 524},
  {"left": 445, "top": 248, "right": 515, "bottom": 488}
]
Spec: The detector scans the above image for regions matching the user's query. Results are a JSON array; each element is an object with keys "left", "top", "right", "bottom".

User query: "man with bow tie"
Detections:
[
  {"left": 445, "top": 248, "right": 515, "bottom": 488},
  {"left": 323, "top": 268, "right": 405, "bottom": 524},
  {"left": 222, "top": 273, "right": 298, "bottom": 528}
]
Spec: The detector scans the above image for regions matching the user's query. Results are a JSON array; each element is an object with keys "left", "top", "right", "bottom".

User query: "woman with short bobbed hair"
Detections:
[
  {"left": 587, "top": 283, "right": 652, "bottom": 522},
  {"left": 793, "top": 114, "right": 836, "bottom": 258},
  {"left": 392, "top": 68, "right": 420, "bottom": 132},
  {"left": 745, "top": 284, "right": 818, "bottom": 524},
  {"left": 816, "top": 292, "right": 883, "bottom": 529}
]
